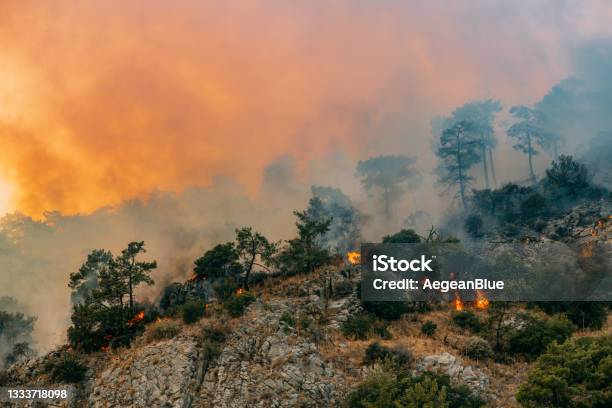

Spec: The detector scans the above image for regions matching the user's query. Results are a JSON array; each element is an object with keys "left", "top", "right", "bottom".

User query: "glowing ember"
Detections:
[
  {"left": 454, "top": 292, "right": 463, "bottom": 311},
  {"left": 346, "top": 251, "right": 360, "bottom": 265},
  {"left": 101, "top": 345, "right": 110, "bottom": 353},
  {"left": 127, "top": 311, "right": 145, "bottom": 326},
  {"left": 474, "top": 290, "right": 489, "bottom": 309},
  {"left": 236, "top": 288, "right": 245, "bottom": 295}
]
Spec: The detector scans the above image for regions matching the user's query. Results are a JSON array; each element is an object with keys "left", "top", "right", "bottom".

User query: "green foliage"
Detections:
[
  {"left": 0, "top": 309, "right": 36, "bottom": 368},
  {"left": 362, "top": 301, "right": 411, "bottom": 321},
  {"left": 276, "top": 203, "right": 332, "bottom": 275},
  {"left": 545, "top": 155, "right": 590, "bottom": 197},
  {"left": 345, "top": 365, "right": 484, "bottom": 408},
  {"left": 194, "top": 242, "right": 242, "bottom": 280},
  {"left": 223, "top": 291, "right": 256, "bottom": 317},
  {"left": 533, "top": 301, "right": 608, "bottom": 330},
  {"left": 452, "top": 311, "right": 481, "bottom": 333},
  {"left": 147, "top": 319, "right": 181, "bottom": 341},
  {"left": 508, "top": 314, "right": 575, "bottom": 360},
  {"left": 465, "top": 337, "right": 493, "bottom": 360},
  {"left": 181, "top": 300, "right": 207, "bottom": 324},
  {"left": 519, "top": 193, "right": 548, "bottom": 219},
  {"left": 363, "top": 342, "right": 412, "bottom": 368},
  {"left": 421, "top": 320, "right": 437, "bottom": 337},
  {"left": 382, "top": 228, "right": 422, "bottom": 243},
  {"left": 517, "top": 335, "right": 612, "bottom": 408},
  {"left": 45, "top": 354, "right": 88, "bottom": 384},
  {"left": 341, "top": 313, "right": 390, "bottom": 340},
  {"left": 67, "top": 242, "right": 156, "bottom": 352},
  {"left": 235, "top": 227, "right": 277, "bottom": 289},
  {"left": 212, "top": 276, "right": 241, "bottom": 301},
  {"left": 356, "top": 155, "right": 421, "bottom": 218},
  {"left": 280, "top": 310, "right": 295, "bottom": 328}
]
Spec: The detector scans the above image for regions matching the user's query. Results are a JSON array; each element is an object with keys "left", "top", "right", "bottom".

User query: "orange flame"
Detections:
[
  {"left": 127, "top": 311, "right": 145, "bottom": 326},
  {"left": 474, "top": 290, "right": 489, "bottom": 309},
  {"left": 454, "top": 292, "right": 463, "bottom": 311},
  {"left": 236, "top": 288, "right": 245, "bottom": 296},
  {"left": 346, "top": 251, "right": 360, "bottom": 265}
]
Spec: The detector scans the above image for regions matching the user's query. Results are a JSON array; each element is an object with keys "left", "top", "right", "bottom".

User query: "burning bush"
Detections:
[{"left": 223, "top": 291, "right": 256, "bottom": 317}]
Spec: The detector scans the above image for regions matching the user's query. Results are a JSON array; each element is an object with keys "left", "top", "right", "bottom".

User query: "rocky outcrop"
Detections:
[
  {"left": 415, "top": 352, "right": 490, "bottom": 397},
  {"left": 196, "top": 300, "right": 348, "bottom": 408},
  {"left": 89, "top": 335, "right": 201, "bottom": 408}
]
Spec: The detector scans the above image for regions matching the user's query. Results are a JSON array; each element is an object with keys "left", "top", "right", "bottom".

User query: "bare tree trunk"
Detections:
[
  {"left": 488, "top": 148, "right": 498, "bottom": 188},
  {"left": 481, "top": 141, "right": 490, "bottom": 189},
  {"left": 528, "top": 136, "right": 536, "bottom": 184}
]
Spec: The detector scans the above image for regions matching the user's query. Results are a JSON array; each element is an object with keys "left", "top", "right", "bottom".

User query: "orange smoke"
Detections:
[{"left": 0, "top": 0, "right": 571, "bottom": 216}]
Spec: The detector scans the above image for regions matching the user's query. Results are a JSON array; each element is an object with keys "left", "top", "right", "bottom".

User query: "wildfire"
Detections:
[
  {"left": 101, "top": 345, "right": 110, "bottom": 353},
  {"left": 346, "top": 251, "right": 360, "bottom": 265},
  {"left": 474, "top": 290, "right": 489, "bottom": 309},
  {"left": 127, "top": 311, "right": 145, "bottom": 326},
  {"left": 454, "top": 292, "right": 463, "bottom": 311},
  {"left": 236, "top": 288, "right": 245, "bottom": 296}
]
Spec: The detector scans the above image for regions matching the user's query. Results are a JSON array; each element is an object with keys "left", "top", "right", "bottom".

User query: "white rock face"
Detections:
[
  {"left": 89, "top": 335, "right": 201, "bottom": 408},
  {"left": 416, "top": 352, "right": 490, "bottom": 397}
]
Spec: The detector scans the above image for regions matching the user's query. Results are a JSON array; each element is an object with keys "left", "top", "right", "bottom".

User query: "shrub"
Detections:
[
  {"left": 0, "top": 370, "right": 9, "bottom": 386},
  {"left": 45, "top": 354, "right": 88, "bottom": 383},
  {"left": 465, "top": 336, "right": 493, "bottom": 360},
  {"left": 202, "top": 324, "right": 228, "bottom": 344},
  {"left": 333, "top": 281, "right": 354, "bottom": 299},
  {"left": 280, "top": 311, "right": 296, "bottom": 328},
  {"left": 146, "top": 319, "right": 181, "bottom": 341},
  {"left": 181, "top": 300, "right": 207, "bottom": 324},
  {"left": 345, "top": 365, "right": 484, "bottom": 408},
  {"left": 362, "top": 301, "right": 410, "bottom": 321},
  {"left": 341, "top": 313, "right": 391, "bottom": 340},
  {"left": 382, "top": 229, "right": 421, "bottom": 243},
  {"left": 223, "top": 291, "right": 256, "bottom": 317},
  {"left": 533, "top": 301, "right": 608, "bottom": 330},
  {"left": 517, "top": 335, "right": 612, "bottom": 407},
  {"left": 452, "top": 311, "right": 481, "bottom": 333},
  {"left": 421, "top": 320, "right": 437, "bottom": 337},
  {"left": 508, "top": 314, "right": 575, "bottom": 360},
  {"left": 363, "top": 342, "right": 411, "bottom": 368}
]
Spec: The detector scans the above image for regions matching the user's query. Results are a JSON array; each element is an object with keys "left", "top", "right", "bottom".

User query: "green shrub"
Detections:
[
  {"left": 533, "top": 301, "right": 608, "bottom": 330},
  {"left": 465, "top": 214, "right": 484, "bottom": 238},
  {"left": 345, "top": 365, "right": 484, "bottom": 408},
  {"left": 280, "top": 311, "right": 296, "bottom": 328},
  {"left": 362, "top": 301, "right": 410, "bottom": 321},
  {"left": 181, "top": 300, "right": 207, "bottom": 324},
  {"left": 421, "top": 320, "right": 437, "bottom": 337},
  {"left": 517, "top": 335, "right": 612, "bottom": 407},
  {"left": 223, "top": 291, "right": 256, "bottom": 317},
  {"left": 45, "top": 354, "right": 88, "bottom": 384},
  {"left": 146, "top": 319, "right": 181, "bottom": 341},
  {"left": 363, "top": 342, "right": 411, "bottom": 368},
  {"left": 341, "top": 313, "right": 391, "bottom": 340},
  {"left": 333, "top": 281, "right": 354, "bottom": 298},
  {"left": 508, "top": 314, "right": 575, "bottom": 360},
  {"left": 465, "top": 336, "right": 493, "bottom": 360},
  {"left": 452, "top": 311, "right": 481, "bottom": 333}
]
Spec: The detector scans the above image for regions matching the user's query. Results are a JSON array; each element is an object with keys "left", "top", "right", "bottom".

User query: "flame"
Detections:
[
  {"left": 101, "top": 345, "right": 110, "bottom": 353},
  {"left": 127, "top": 311, "right": 145, "bottom": 326},
  {"left": 454, "top": 292, "right": 463, "bottom": 311},
  {"left": 474, "top": 290, "right": 489, "bottom": 309},
  {"left": 236, "top": 288, "right": 245, "bottom": 296},
  {"left": 346, "top": 251, "right": 360, "bottom": 265}
]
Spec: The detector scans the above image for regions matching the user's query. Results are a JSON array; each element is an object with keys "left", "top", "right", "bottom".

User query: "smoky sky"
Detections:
[
  {"left": 1, "top": 0, "right": 611, "bottom": 215},
  {"left": 1, "top": 0, "right": 612, "bottom": 350}
]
